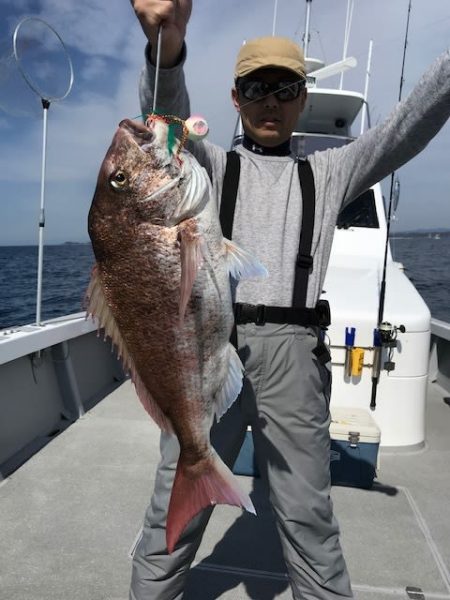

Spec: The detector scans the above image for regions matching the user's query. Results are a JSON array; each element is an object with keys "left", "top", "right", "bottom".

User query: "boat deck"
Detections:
[{"left": 2, "top": 379, "right": 450, "bottom": 600}]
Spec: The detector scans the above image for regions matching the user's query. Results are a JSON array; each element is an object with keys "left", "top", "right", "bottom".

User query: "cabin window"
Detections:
[
  {"left": 291, "top": 134, "right": 353, "bottom": 156},
  {"left": 337, "top": 189, "right": 379, "bottom": 229}
]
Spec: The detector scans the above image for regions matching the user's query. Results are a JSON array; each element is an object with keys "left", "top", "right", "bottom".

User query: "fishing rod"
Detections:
[
  {"left": 370, "top": 0, "right": 412, "bottom": 410},
  {"left": 152, "top": 25, "right": 163, "bottom": 113}
]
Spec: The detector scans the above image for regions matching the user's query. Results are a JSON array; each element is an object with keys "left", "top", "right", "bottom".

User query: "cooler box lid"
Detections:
[{"left": 330, "top": 407, "right": 381, "bottom": 443}]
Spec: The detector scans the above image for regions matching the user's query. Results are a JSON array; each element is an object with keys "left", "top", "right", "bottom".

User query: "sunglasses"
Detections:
[{"left": 236, "top": 78, "right": 306, "bottom": 103}]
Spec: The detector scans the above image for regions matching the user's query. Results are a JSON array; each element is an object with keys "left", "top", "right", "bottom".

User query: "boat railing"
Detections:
[{"left": 429, "top": 318, "right": 450, "bottom": 394}]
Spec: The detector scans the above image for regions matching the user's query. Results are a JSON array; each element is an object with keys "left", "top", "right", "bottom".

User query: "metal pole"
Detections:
[
  {"left": 36, "top": 99, "right": 50, "bottom": 326},
  {"left": 360, "top": 39, "right": 373, "bottom": 135},
  {"left": 303, "top": 0, "right": 312, "bottom": 57},
  {"left": 272, "top": 0, "right": 278, "bottom": 36},
  {"left": 339, "top": 0, "right": 354, "bottom": 90}
]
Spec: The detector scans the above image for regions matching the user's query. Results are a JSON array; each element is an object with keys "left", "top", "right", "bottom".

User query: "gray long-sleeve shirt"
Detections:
[{"left": 139, "top": 45, "right": 450, "bottom": 308}]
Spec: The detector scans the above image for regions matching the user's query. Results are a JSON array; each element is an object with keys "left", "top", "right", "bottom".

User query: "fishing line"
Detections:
[
  {"left": 236, "top": 80, "right": 308, "bottom": 110},
  {"left": 136, "top": 81, "right": 308, "bottom": 123},
  {"left": 152, "top": 25, "right": 162, "bottom": 114}
]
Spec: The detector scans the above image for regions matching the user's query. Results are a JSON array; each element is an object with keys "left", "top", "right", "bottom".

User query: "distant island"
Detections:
[
  {"left": 391, "top": 228, "right": 450, "bottom": 239},
  {"left": 63, "top": 241, "right": 91, "bottom": 245}
]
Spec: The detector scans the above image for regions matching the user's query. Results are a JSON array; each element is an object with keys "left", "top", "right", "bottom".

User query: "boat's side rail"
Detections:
[
  {"left": 0, "top": 312, "right": 97, "bottom": 365},
  {"left": 0, "top": 313, "right": 125, "bottom": 479},
  {"left": 429, "top": 318, "right": 450, "bottom": 394}
]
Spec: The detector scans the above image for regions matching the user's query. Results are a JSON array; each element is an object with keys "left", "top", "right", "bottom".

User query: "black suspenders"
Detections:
[
  {"left": 219, "top": 150, "right": 316, "bottom": 309},
  {"left": 293, "top": 159, "right": 316, "bottom": 308},
  {"left": 219, "top": 151, "right": 241, "bottom": 240}
]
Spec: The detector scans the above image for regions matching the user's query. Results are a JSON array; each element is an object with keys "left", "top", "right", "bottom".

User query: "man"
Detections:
[{"left": 129, "top": 1, "right": 450, "bottom": 598}]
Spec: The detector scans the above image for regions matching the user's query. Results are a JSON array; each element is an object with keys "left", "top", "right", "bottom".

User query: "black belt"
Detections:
[{"left": 233, "top": 303, "right": 321, "bottom": 327}]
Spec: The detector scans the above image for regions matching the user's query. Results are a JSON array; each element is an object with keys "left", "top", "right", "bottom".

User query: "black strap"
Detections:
[
  {"left": 220, "top": 151, "right": 241, "bottom": 347},
  {"left": 219, "top": 151, "right": 317, "bottom": 330},
  {"left": 219, "top": 151, "right": 240, "bottom": 239},
  {"left": 234, "top": 303, "right": 320, "bottom": 327},
  {"left": 293, "top": 158, "right": 316, "bottom": 308}
]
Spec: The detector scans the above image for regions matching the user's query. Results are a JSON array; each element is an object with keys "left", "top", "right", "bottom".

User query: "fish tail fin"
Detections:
[{"left": 166, "top": 451, "right": 256, "bottom": 553}]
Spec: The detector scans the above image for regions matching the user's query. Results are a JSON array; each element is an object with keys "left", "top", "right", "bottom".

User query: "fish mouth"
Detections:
[{"left": 118, "top": 118, "right": 155, "bottom": 152}]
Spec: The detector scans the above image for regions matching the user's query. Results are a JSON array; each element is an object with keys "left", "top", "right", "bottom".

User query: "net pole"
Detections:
[{"left": 36, "top": 99, "right": 50, "bottom": 326}]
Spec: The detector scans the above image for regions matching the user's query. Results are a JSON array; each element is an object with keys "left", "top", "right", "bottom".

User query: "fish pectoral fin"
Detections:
[
  {"left": 179, "top": 224, "right": 205, "bottom": 323},
  {"left": 166, "top": 451, "right": 256, "bottom": 553},
  {"left": 215, "top": 343, "right": 244, "bottom": 422},
  {"left": 85, "top": 264, "right": 174, "bottom": 433},
  {"left": 224, "top": 238, "right": 268, "bottom": 280}
]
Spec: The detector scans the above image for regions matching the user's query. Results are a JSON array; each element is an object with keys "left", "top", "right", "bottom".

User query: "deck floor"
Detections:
[{"left": 1, "top": 380, "right": 450, "bottom": 600}]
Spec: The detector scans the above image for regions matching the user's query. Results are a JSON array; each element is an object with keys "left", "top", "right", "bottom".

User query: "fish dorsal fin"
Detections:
[
  {"left": 224, "top": 239, "right": 268, "bottom": 280},
  {"left": 85, "top": 264, "right": 173, "bottom": 433},
  {"left": 215, "top": 343, "right": 244, "bottom": 422}
]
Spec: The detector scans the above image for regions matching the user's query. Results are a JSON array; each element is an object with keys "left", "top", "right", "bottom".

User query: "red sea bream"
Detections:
[{"left": 86, "top": 118, "right": 266, "bottom": 553}]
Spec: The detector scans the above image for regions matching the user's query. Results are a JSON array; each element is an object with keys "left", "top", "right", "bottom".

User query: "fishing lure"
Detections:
[{"left": 144, "top": 113, "right": 209, "bottom": 156}]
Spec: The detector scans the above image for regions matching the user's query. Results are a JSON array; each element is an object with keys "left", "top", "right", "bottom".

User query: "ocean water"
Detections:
[
  {"left": 0, "top": 244, "right": 94, "bottom": 330},
  {"left": 0, "top": 237, "right": 449, "bottom": 330},
  {"left": 390, "top": 235, "right": 450, "bottom": 323}
]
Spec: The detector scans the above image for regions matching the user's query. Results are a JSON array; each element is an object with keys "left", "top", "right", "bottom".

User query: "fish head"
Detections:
[{"left": 88, "top": 118, "right": 208, "bottom": 257}]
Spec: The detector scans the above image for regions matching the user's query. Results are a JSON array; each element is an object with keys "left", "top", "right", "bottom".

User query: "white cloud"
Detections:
[
  {"left": 37, "top": 0, "right": 136, "bottom": 58},
  {"left": 0, "top": 0, "right": 449, "bottom": 245}
]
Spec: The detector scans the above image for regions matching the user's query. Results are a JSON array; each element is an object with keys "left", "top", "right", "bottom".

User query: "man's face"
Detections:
[{"left": 232, "top": 68, "right": 307, "bottom": 147}]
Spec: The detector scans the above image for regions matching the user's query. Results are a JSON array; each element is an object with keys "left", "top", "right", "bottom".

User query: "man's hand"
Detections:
[{"left": 130, "top": 0, "right": 192, "bottom": 67}]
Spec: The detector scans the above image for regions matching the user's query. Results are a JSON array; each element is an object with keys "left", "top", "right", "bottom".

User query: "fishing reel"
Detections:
[
  {"left": 378, "top": 321, "right": 406, "bottom": 372},
  {"left": 378, "top": 321, "right": 406, "bottom": 345},
  {"left": 368, "top": 321, "right": 406, "bottom": 411}
]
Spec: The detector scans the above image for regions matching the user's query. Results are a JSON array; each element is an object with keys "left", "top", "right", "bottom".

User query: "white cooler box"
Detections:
[
  {"left": 233, "top": 407, "right": 381, "bottom": 488},
  {"left": 330, "top": 406, "right": 381, "bottom": 489}
]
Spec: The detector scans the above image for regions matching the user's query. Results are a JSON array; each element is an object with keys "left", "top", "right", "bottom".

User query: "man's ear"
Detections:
[{"left": 231, "top": 88, "right": 240, "bottom": 112}]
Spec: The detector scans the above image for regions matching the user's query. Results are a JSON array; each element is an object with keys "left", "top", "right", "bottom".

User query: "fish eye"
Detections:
[{"left": 110, "top": 170, "right": 128, "bottom": 190}]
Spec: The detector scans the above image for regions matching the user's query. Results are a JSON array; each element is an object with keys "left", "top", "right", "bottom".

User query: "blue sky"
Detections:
[{"left": 0, "top": 0, "right": 449, "bottom": 245}]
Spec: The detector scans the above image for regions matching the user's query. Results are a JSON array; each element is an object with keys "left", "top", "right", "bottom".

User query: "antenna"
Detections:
[
  {"left": 272, "top": 0, "right": 279, "bottom": 36},
  {"left": 360, "top": 40, "right": 373, "bottom": 135},
  {"left": 303, "top": 0, "right": 312, "bottom": 57},
  {"left": 339, "top": 0, "right": 355, "bottom": 89}
]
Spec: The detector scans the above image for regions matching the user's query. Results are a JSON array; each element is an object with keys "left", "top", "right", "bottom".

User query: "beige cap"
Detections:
[{"left": 234, "top": 36, "right": 306, "bottom": 80}]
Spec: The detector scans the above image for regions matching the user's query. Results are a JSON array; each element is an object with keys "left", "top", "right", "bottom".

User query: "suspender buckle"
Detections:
[
  {"left": 315, "top": 299, "right": 331, "bottom": 328},
  {"left": 296, "top": 253, "right": 313, "bottom": 270},
  {"left": 233, "top": 303, "right": 266, "bottom": 325},
  {"left": 255, "top": 304, "right": 266, "bottom": 326}
]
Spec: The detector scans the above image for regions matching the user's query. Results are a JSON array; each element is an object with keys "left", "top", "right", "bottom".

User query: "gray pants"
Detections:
[{"left": 130, "top": 323, "right": 353, "bottom": 600}]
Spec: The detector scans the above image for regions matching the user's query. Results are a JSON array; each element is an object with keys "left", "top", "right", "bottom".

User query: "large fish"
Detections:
[{"left": 86, "top": 117, "right": 266, "bottom": 553}]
